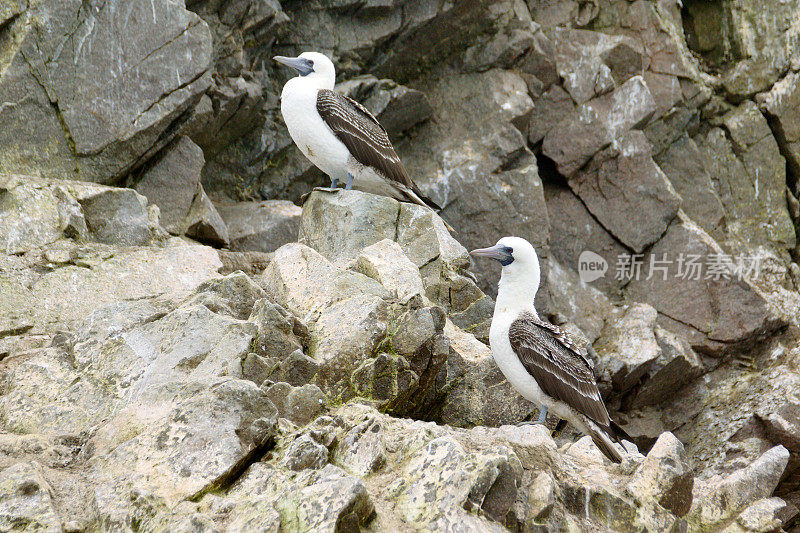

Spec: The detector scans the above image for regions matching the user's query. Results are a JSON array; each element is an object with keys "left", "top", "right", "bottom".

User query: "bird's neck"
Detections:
[
  {"left": 283, "top": 73, "right": 334, "bottom": 97},
  {"left": 495, "top": 264, "right": 540, "bottom": 319}
]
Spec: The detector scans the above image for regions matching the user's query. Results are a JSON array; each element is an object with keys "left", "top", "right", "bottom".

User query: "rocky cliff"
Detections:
[{"left": 2, "top": 0, "right": 800, "bottom": 531}]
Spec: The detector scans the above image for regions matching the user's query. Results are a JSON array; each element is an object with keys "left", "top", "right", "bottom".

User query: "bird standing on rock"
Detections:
[
  {"left": 274, "top": 51, "right": 442, "bottom": 212},
  {"left": 470, "top": 236, "right": 629, "bottom": 463}
]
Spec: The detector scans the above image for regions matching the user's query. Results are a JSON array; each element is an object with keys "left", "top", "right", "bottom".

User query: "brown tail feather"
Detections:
[{"left": 588, "top": 420, "right": 624, "bottom": 463}]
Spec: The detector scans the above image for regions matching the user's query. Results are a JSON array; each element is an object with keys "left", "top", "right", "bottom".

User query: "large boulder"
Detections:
[
  {"left": 683, "top": 0, "right": 800, "bottom": 97},
  {"left": 625, "top": 213, "right": 782, "bottom": 351},
  {"left": 542, "top": 76, "right": 656, "bottom": 176},
  {"left": 217, "top": 199, "right": 301, "bottom": 253},
  {"left": 0, "top": 0, "right": 212, "bottom": 183},
  {"left": 567, "top": 131, "right": 681, "bottom": 253},
  {"left": 706, "top": 101, "right": 795, "bottom": 251},
  {"left": 262, "top": 239, "right": 448, "bottom": 409},
  {"left": 299, "top": 190, "right": 481, "bottom": 317},
  {"left": 758, "top": 71, "right": 800, "bottom": 183}
]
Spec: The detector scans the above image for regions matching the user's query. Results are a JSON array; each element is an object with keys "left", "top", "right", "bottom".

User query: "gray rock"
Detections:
[
  {"left": 351, "top": 352, "right": 418, "bottom": 404},
  {"left": 311, "top": 294, "right": 390, "bottom": 398},
  {"left": 725, "top": 497, "right": 786, "bottom": 533},
  {"left": 543, "top": 76, "right": 656, "bottom": 176},
  {"left": 404, "top": 201, "right": 469, "bottom": 271},
  {"left": 516, "top": 30, "right": 559, "bottom": 96},
  {"left": 264, "top": 382, "right": 326, "bottom": 426},
  {"left": 351, "top": 239, "right": 425, "bottom": 301},
  {"left": 755, "top": 396, "right": 800, "bottom": 455},
  {"left": 262, "top": 242, "right": 388, "bottom": 318},
  {"left": 276, "top": 350, "right": 320, "bottom": 387},
  {"left": 0, "top": 462, "right": 61, "bottom": 532},
  {"left": 758, "top": 71, "right": 800, "bottom": 183},
  {"left": 393, "top": 435, "right": 520, "bottom": 530},
  {"left": 277, "top": 464, "right": 374, "bottom": 531},
  {"left": 595, "top": 303, "right": 661, "bottom": 393},
  {"left": 654, "top": 133, "right": 725, "bottom": 239},
  {"left": 87, "top": 379, "right": 278, "bottom": 525},
  {"left": 333, "top": 417, "right": 386, "bottom": 476},
  {"left": 613, "top": 0, "right": 697, "bottom": 78},
  {"left": 544, "top": 181, "right": 630, "bottom": 295},
  {"left": 134, "top": 137, "right": 206, "bottom": 235},
  {"left": 722, "top": 102, "right": 795, "bottom": 249},
  {"left": 184, "top": 185, "right": 230, "bottom": 247},
  {"left": 389, "top": 306, "right": 445, "bottom": 356},
  {"left": 642, "top": 71, "right": 682, "bottom": 117},
  {"left": 549, "top": 28, "right": 644, "bottom": 104},
  {"left": 217, "top": 200, "right": 301, "bottom": 253},
  {"left": 187, "top": 76, "right": 266, "bottom": 156},
  {"left": 27, "top": 239, "right": 221, "bottom": 333},
  {"left": 460, "top": 2, "right": 537, "bottom": 73},
  {"left": 0, "top": 0, "right": 212, "bottom": 183},
  {"left": 242, "top": 352, "right": 277, "bottom": 387},
  {"left": 568, "top": 131, "right": 681, "bottom": 253},
  {"left": 281, "top": 433, "right": 329, "bottom": 471},
  {"left": 528, "top": 84, "right": 575, "bottom": 145},
  {"left": 626, "top": 432, "right": 694, "bottom": 517},
  {"left": 630, "top": 327, "right": 705, "bottom": 408},
  {"left": 248, "top": 298, "right": 306, "bottom": 360},
  {"left": 625, "top": 213, "right": 781, "bottom": 350},
  {"left": 222, "top": 463, "right": 289, "bottom": 531},
  {"left": 283, "top": 0, "right": 524, "bottom": 83},
  {"left": 718, "top": 0, "right": 800, "bottom": 97},
  {"left": 696, "top": 106, "right": 794, "bottom": 253},
  {"left": 689, "top": 446, "right": 789, "bottom": 529},
  {"left": 0, "top": 180, "right": 65, "bottom": 255},
  {"left": 185, "top": 271, "right": 267, "bottom": 320},
  {"left": 525, "top": 471, "right": 558, "bottom": 526},
  {"left": 217, "top": 250, "right": 273, "bottom": 276},
  {"left": 561, "top": 471, "right": 639, "bottom": 531},
  {"left": 300, "top": 190, "right": 398, "bottom": 264},
  {"left": 54, "top": 186, "right": 89, "bottom": 241},
  {"left": 79, "top": 188, "right": 157, "bottom": 246},
  {"left": 546, "top": 258, "right": 615, "bottom": 343}
]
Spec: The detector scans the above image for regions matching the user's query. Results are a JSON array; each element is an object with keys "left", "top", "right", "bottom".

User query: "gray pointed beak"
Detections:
[
  {"left": 274, "top": 55, "right": 314, "bottom": 76},
  {"left": 470, "top": 244, "right": 514, "bottom": 266},
  {"left": 469, "top": 244, "right": 507, "bottom": 261}
]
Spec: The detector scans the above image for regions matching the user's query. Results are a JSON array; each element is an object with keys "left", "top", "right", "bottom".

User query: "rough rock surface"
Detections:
[{"left": 3, "top": 0, "right": 800, "bottom": 529}]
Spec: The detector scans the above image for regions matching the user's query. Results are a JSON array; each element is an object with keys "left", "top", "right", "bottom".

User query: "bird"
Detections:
[
  {"left": 273, "top": 51, "right": 442, "bottom": 213},
  {"left": 470, "top": 236, "right": 629, "bottom": 463}
]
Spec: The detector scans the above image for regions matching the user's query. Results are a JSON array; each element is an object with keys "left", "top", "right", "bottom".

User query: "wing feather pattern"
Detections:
[
  {"left": 508, "top": 313, "right": 611, "bottom": 427},
  {"left": 316, "top": 89, "right": 440, "bottom": 210}
]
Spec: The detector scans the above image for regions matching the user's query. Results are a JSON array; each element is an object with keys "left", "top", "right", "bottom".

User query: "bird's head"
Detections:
[
  {"left": 274, "top": 52, "right": 336, "bottom": 89},
  {"left": 470, "top": 236, "right": 538, "bottom": 267},
  {"left": 470, "top": 236, "right": 541, "bottom": 304}
]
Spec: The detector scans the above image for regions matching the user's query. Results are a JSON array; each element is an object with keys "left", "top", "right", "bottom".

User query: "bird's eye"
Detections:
[{"left": 506, "top": 247, "right": 513, "bottom": 255}]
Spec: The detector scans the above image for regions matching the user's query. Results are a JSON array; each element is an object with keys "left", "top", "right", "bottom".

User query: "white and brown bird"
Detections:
[
  {"left": 470, "top": 237, "right": 629, "bottom": 463},
  {"left": 274, "top": 51, "right": 441, "bottom": 212}
]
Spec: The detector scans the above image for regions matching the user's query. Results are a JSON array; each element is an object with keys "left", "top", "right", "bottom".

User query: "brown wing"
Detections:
[
  {"left": 316, "top": 89, "right": 440, "bottom": 210},
  {"left": 509, "top": 313, "right": 610, "bottom": 426}
]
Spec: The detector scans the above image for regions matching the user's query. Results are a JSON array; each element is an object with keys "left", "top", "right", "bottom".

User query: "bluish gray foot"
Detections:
[
  {"left": 345, "top": 173, "right": 354, "bottom": 190},
  {"left": 330, "top": 178, "right": 339, "bottom": 188},
  {"left": 519, "top": 406, "right": 548, "bottom": 426}
]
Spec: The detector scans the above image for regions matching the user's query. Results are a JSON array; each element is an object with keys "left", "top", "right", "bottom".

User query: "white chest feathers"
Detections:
[
  {"left": 280, "top": 81, "right": 349, "bottom": 179},
  {"left": 489, "top": 311, "right": 547, "bottom": 408}
]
